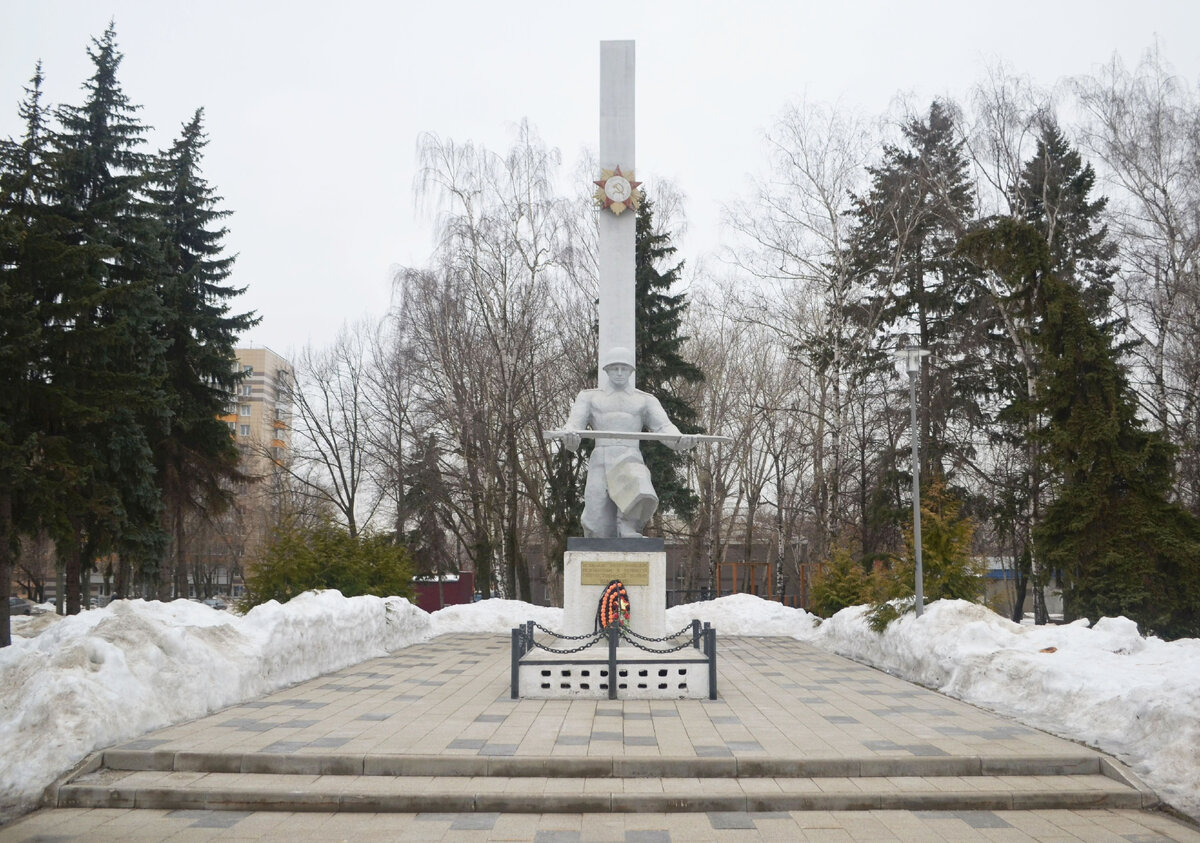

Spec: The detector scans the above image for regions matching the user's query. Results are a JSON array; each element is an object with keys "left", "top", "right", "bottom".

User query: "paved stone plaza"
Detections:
[{"left": 3, "top": 634, "right": 1198, "bottom": 841}]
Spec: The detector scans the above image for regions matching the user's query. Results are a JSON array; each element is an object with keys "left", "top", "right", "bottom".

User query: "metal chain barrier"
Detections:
[
  {"left": 618, "top": 629, "right": 697, "bottom": 654},
  {"left": 620, "top": 623, "right": 694, "bottom": 643},
  {"left": 530, "top": 632, "right": 605, "bottom": 655},
  {"left": 530, "top": 621, "right": 597, "bottom": 640}
]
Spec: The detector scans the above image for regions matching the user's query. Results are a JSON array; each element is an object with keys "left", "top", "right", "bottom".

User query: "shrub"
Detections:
[
  {"left": 241, "top": 519, "right": 415, "bottom": 610},
  {"left": 810, "top": 541, "right": 874, "bottom": 618},
  {"left": 868, "top": 476, "right": 983, "bottom": 630}
]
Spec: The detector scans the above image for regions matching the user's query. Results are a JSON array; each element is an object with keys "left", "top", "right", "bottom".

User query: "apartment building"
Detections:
[
  {"left": 203, "top": 347, "right": 294, "bottom": 591},
  {"left": 221, "top": 347, "right": 293, "bottom": 465}
]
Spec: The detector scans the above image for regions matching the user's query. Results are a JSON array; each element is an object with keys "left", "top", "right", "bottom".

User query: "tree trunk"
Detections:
[
  {"left": 65, "top": 519, "right": 83, "bottom": 615},
  {"left": 114, "top": 554, "right": 130, "bottom": 600},
  {"left": 157, "top": 509, "right": 172, "bottom": 602},
  {"left": 174, "top": 496, "right": 189, "bottom": 599},
  {"left": 0, "top": 490, "right": 13, "bottom": 647}
]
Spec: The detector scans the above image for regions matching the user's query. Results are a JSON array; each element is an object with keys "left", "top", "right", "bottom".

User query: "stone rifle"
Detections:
[{"left": 542, "top": 430, "right": 732, "bottom": 444}]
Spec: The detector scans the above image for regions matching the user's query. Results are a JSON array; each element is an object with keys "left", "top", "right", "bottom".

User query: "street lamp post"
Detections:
[{"left": 896, "top": 346, "right": 930, "bottom": 617}]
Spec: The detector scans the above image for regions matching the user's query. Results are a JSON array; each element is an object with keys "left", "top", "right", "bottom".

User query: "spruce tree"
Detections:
[
  {"left": 146, "top": 108, "right": 259, "bottom": 599},
  {"left": 44, "top": 24, "right": 169, "bottom": 611},
  {"left": 633, "top": 198, "right": 703, "bottom": 523},
  {"left": 846, "top": 101, "right": 989, "bottom": 567},
  {"left": 962, "top": 126, "right": 1121, "bottom": 624},
  {"left": 0, "top": 65, "right": 57, "bottom": 642},
  {"left": 1014, "top": 120, "right": 1116, "bottom": 316},
  {"left": 847, "top": 100, "right": 984, "bottom": 481},
  {"left": 1035, "top": 272, "right": 1200, "bottom": 639}
]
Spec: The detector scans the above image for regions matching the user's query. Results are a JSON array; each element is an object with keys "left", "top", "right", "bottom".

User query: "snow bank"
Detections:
[
  {"left": 0, "top": 591, "right": 430, "bottom": 820},
  {"left": 809, "top": 598, "right": 1200, "bottom": 821},
  {"left": 3, "top": 591, "right": 1197, "bottom": 824},
  {"left": 429, "top": 598, "right": 562, "bottom": 636},
  {"left": 667, "top": 592, "right": 820, "bottom": 637}
]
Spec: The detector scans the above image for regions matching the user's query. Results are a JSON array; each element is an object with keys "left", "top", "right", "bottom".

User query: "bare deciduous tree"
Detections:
[
  {"left": 1074, "top": 46, "right": 1200, "bottom": 512},
  {"left": 284, "top": 322, "right": 385, "bottom": 537}
]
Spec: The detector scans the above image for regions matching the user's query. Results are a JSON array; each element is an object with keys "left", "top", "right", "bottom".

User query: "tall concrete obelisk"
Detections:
[{"left": 597, "top": 40, "right": 636, "bottom": 389}]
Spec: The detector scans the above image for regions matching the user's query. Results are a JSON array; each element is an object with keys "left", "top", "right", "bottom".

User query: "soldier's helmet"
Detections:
[{"left": 601, "top": 347, "right": 636, "bottom": 370}]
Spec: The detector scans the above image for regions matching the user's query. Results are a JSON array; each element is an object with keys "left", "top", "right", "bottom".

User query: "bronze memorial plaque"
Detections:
[{"left": 580, "top": 560, "right": 650, "bottom": 586}]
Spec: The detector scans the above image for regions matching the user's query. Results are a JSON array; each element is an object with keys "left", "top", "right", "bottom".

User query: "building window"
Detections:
[
  {"left": 239, "top": 425, "right": 251, "bottom": 436},
  {"left": 226, "top": 422, "right": 236, "bottom": 433},
  {"left": 243, "top": 365, "right": 253, "bottom": 374},
  {"left": 239, "top": 404, "right": 251, "bottom": 416},
  {"left": 241, "top": 385, "right": 252, "bottom": 396}
]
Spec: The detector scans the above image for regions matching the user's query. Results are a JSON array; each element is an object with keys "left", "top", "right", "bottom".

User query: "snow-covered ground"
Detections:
[{"left": 2, "top": 592, "right": 1197, "bottom": 824}]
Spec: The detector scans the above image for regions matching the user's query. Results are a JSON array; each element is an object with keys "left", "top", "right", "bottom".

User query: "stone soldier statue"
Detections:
[{"left": 560, "top": 347, "right": 696, "bottom": 538}]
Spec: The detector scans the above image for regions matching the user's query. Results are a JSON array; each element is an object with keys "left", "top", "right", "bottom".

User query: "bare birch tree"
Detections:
[
  {"left": 396, "top": 122, "right": 580, "bottom": 600},
  {"left": 723, "top": 99, "right": 880, "bottom": 559},
  {"left": 1074, "top": 46, "right": 1200, "bottom": 512},
  {"left": 283, "top": 322, "right": 384, "bottom": 537}
]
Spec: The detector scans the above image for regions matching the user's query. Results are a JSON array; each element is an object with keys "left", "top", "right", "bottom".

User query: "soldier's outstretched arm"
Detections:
[{"left": 645, "top": 395, "right": 697, "bottom": 451}]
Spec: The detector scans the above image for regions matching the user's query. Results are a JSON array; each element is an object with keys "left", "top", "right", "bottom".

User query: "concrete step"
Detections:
[
  {"left": 54, "top": 768, "right": 1150, "bottom": 813},
  {"left": 94, "top": 748, "right": 1110, "bottom": 779}
]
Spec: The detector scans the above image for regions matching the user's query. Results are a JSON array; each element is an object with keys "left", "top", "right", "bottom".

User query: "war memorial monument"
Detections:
[{"left": 511, "top": 41, "right": 727, "bottom": 700}]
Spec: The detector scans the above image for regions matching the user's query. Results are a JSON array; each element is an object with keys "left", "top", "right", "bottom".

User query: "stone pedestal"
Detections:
[{"left": 562, "top": 537, "right": 665, "bottom": 640}]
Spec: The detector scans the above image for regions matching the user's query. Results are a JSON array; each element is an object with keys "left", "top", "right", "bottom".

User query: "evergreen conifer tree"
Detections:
[
  {"left": 146, "top": 108, "right": 259, "bottom": 599},
  {"left": 633, "top": 198, "right": 703, "bottom": 523},
  {"left": 0, "top": 65, "right": 58, "bottom": 642},
  {"left": 961, "top": 126, "right": 1120, "bottom": 624},
  {"left": 1035, "top": 271, "right": 1200, "bottom": 639},
  {"left": 43, "top": 24, "right": 169, "bottom": 611},
  {"left": 1014, "top": 120, "right": 1117, "bottom": 316},
  {"left": 847, "top": 100, "right": 984, "bottom": 481}
]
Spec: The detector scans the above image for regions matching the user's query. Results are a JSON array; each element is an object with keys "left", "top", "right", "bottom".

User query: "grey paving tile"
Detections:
[
  {"left": 624, "top": 736, "right": 657, "bottom": 746},
  {"left": 864, "top": 740, "right": 902, "bottom": 751},
  {"left": 480, "top": 743, "right": 518, "bottom": 755},
  {"left": 307, "top": 737, "right": 349, "bottom": 748},
  {"left": 708, "top": 811, "right": 757, "bottom": 829},
  {"left": 448, "top": 739, "right": 486, "bottom": 750},
  {"left": 219, "top": 719, "right": 271, "bottom": 731},
  {"left": 903, "top": 744, "right": 951, "bottom": 757},
  {"left": 449, "top": 812, "right": 499, "bottom": 829}
]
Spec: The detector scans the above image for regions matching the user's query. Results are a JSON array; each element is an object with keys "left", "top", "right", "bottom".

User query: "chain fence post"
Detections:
[
  {"left": 608, "top": 624, "right": 619, "bottom": 700},
  {"left": 511, "top": 626, "right": 521, "bottom": 699},
  {"left": 700, "top": 624, "right": 710, "bottom": 701}
]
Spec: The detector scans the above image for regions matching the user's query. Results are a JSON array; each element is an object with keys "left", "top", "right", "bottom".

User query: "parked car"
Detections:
[
  {"left": 202, "top": 597, "right": 228, "bottom": 610},
  {"left": 8, "top": 597, "right": 33, "bottom": 616}
]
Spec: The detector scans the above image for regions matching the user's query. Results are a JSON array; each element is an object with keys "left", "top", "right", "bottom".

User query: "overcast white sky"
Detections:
[{"left": 3, "top": 1, "right": 1198, "bottom": 359}]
